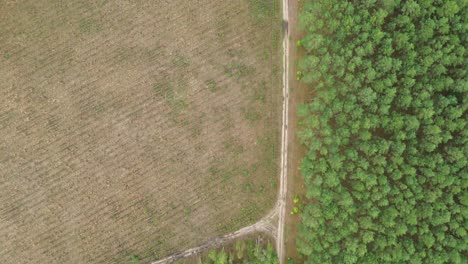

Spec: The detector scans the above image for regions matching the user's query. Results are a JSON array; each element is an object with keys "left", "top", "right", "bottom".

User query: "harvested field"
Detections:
[{"left": 0, "top": 0, "right": 282, "bottom": 263}]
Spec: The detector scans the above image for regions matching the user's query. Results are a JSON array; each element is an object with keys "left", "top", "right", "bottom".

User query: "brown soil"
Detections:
[
  {"left": 284, "top": 0, "right": 310, "bottom": 262},
  {"left": 0, "top": 1, "right": 282, "bottom": 263}
]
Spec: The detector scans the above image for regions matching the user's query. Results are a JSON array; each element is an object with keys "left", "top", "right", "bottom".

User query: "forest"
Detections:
[{"left": 296, "top": 0, "right": 466, "bottom": 263}]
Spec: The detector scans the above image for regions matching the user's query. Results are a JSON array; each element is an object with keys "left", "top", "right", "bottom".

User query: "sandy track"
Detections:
[
  {"left": 152, "top": 0, "right": 290, "bottom": 262},
  {"left": 276, "top": 0, "right": 290, "bottom": 262},
  {"left": 151, "top": 209, "right": 278, "bottom": 264}
]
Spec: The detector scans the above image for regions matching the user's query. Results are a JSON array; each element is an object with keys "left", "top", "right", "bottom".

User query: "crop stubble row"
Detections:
[{"left": 0, "top": 0, "right": 280, "bottom": 263}]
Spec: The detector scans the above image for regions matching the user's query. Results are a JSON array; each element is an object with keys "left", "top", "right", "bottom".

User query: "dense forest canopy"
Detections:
[{"left": 296, "top": 0, "right": 467, "bottom": 263}]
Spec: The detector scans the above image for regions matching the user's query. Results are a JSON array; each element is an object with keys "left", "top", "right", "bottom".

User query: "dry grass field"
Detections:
[{"left": 0, "top": 0, "right": 282, "bottom": 263}]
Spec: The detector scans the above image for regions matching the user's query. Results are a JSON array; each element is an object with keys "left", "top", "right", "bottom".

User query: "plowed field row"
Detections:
[{"left": 0, "top": 0, "right": 281, "bottom": 263}]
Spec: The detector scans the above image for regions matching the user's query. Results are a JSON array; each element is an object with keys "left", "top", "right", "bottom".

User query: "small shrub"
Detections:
[
  {"left": 172, "top": 53, "right": 190, "bottom": 67},
  {"left": 184, "top": 207, "right": 192, "bottom": 216},
  {"left": 205, "top": 79, "right": 217, "bottom": 92},
  {"left": 131, "top": 254, "right": 141, "bottom": 262}
]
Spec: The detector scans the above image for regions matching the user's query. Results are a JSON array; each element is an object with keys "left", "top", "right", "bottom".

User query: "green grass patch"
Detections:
[
  {"left": 224, "top": 62, "right": 255, "bottom": 80},
  {"left": 0, "top": 111, "right": 17, "bottom": 128},
  {"left": 248, "top": 0, "right": 275, "bottom": 23},
  {"left": 3, "top": 52, "right": 12, "bottom": 60},
  {"left": 184, "top": 207, "right": 192, "bottom": 217},
  {"left": 243, "top": 182, "right": 254, "bottom": 193},
  {"left": 215, "top": 18, "right": 228, "bottom": 41},
  {"left": 258, "top": 133, "right": 277, "bottom": 169},
  {"left": 143, "top": 202, "right": 158, "bottom": 226},
  {"left": 78, "top": 19, "right": 102, "bottom": 33},
  {"left": 252, "top": 80, "right": 267, "bottom": 103},
  {"left": 243, "top": 108, "right": 262, "bottom": 122},
  {"left": 223, "top": 137, "right": 244, "bottom": 155},
  {"left": 205, "top": 79, "right": 217, "bottom": 92},
  {"left": 208, "top": 165, "right": 235, "bottom": 182},
  {"left": 152, "top": 81, "right": 188, "bottom": 122},
  {"left": 217, "top": 203, "right": 260, "bottom": 233},
  {"left": 114, "top": 250, "right": 142, "bottom": 264},
  {"left": 201, "top": 238, "right": 278, "bottom": 264},
  {"left": 152, "top": 83, "right": 173, "bottom": 99},
  {"left": 172, "top": 52, "right": 190, "bottom": 67}
]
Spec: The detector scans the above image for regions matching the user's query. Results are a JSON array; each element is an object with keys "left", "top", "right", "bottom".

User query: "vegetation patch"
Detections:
[
  {"left": 205, "top": 79, "right": 217, "bottom": 92},
  {"left": 172, "top": 52, "right": 191, "bottom": 67},
  {"left": 78, "top": 18, "right": 102, "bottom": 33},
  {"left": 249, "top": 0, "right": 276, "bottom": 24},
  {"left": 297, "top": 1, "right": 466, "bottom": 263},
  {"left": 203, "top": 240, "right": 277, "bottom": 264},
  {"left": 217, "top": 203, "right": 260, "bottom": 233},
  {"left": 224, "top": 62, "right": 256, "bottom": 80}
]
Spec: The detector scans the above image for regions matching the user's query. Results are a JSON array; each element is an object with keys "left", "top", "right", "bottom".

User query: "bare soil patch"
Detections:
[
  {"left": 0, "top": 0, "right": 281, "bottom": 263},
  {"left": 283, "top": 0, "right": 309, "bottom": 262}
]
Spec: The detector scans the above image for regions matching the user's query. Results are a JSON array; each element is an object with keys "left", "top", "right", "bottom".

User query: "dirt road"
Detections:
[
  {"left": 151, "top": 209, "right": 277, "bottom": 264},
  {"left": 276, "top": 0, "right": 290, "bottom": 262},
  {"left": 152, "top": 0, "right": 291, "bottom": 262}
]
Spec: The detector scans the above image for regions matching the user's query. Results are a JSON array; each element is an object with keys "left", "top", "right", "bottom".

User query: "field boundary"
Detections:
[
  {"left": 152, "top": 0, "right": 290, "bottom": 262},
  {"left": 276, "top": 0, "right": 289, "bottom": 262}
]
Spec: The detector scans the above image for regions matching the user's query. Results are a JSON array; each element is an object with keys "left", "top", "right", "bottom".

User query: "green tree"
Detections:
[{"left": 296, "top": 0, "right": 467, "bottom": 263}]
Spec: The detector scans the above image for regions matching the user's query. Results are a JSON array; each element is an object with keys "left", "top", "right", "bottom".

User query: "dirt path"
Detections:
[
  {"left": 152, "top": 0, "right": 291, "bottom": 262},
  {"left": 282, "top": 0, "right": 308, "bottom": 261},
  {"left": 276, "top": 0, "right": 290, "bottom": 262},
  {"left": 151, "top": 209, "right": 278, "bottom": 264}
]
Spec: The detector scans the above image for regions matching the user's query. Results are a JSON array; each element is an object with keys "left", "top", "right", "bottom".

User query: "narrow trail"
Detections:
[
  {"left": 276, "top": 0, "right": 290, "bottom": 262},
  {"left": 151, "top": 208, "right": 279, "bottom": 264},
  {"left": 152, "top": 0, "right": 290, "bottom": 262}
]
